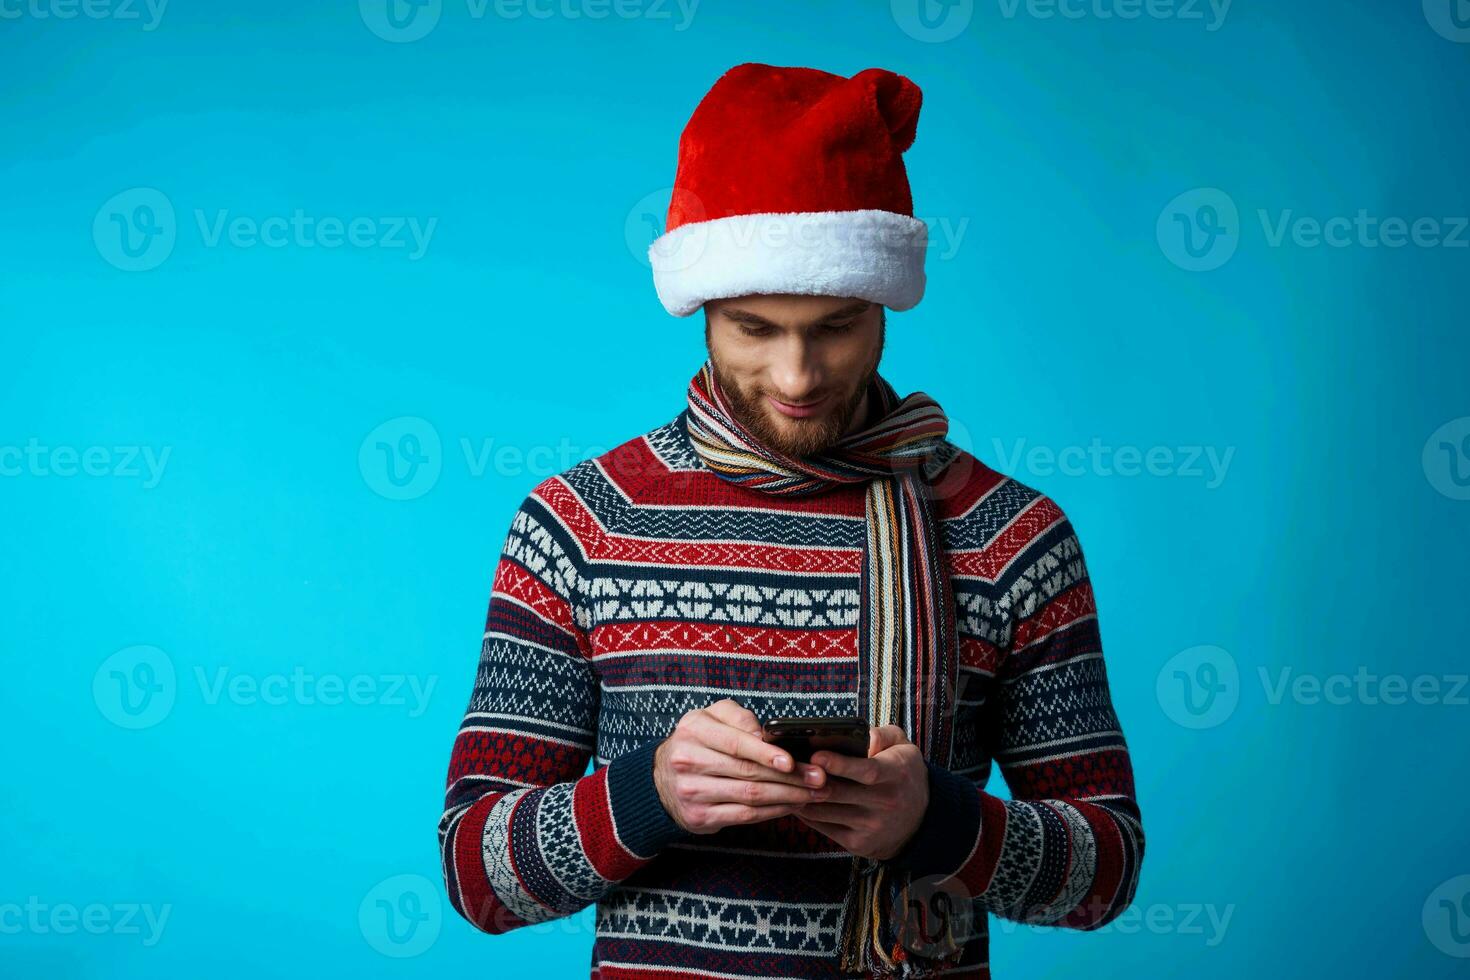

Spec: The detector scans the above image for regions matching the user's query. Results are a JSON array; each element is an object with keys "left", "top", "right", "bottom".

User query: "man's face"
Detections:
[{"left": 703, "top": 293, "right": 886, "bottom": 458}]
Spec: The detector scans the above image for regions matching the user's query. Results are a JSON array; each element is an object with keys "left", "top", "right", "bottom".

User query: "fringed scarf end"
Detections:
[{"left": 835, "top": 857, "right": 965, "bottom": 978}]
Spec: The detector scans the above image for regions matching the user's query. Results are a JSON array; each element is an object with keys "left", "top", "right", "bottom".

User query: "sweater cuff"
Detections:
[
  {"left": 604, "top": 737, "right": 694, "bottom": 858},
  {"left": 880, "top": 760, "right": 981, "bottom": 881}
]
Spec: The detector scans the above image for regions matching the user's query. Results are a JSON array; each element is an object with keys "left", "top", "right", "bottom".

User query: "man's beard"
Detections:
[{"left": 707, "top": 322, "right": 885, "bottom": 460}]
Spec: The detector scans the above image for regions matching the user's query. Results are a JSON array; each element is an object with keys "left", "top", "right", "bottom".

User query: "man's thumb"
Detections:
[{"left": 870, "top": 723, "right": 906, "bottom": 756}]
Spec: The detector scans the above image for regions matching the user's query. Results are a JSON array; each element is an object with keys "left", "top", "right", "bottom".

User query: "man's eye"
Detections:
[{"left": 737, "top": 321, "right": 852, "bottom": 337}]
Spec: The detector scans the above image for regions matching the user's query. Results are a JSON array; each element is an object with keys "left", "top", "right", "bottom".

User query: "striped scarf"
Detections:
[{"left": 684, "top": 359, "right": 964, "bottom": 977}]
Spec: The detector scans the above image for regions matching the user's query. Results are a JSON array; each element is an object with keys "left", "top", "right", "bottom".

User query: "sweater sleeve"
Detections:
[
  {"left": 880, "top": 500, "right": 1145, "bottom": 930},
  {"left": 437, "top": 478, "right": 693, "bottom": 935}
]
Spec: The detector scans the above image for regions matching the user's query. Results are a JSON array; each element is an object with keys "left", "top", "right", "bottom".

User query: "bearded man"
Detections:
[{"left": 437, "top": 62, "right": 1145, "bottom": 979}]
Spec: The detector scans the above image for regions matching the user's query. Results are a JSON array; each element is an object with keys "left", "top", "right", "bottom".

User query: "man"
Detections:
[{"left": 437, "top": 63, "right": 1144, "bottom": 979}]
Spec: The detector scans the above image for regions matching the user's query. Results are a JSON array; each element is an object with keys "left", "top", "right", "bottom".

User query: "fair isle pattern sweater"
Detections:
[{"left": 437, "top": 408, "right": 1145, "bottom": 979}]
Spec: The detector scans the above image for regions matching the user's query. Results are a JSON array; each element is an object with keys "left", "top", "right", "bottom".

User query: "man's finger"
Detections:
[
  {"left": 674, "top": 741, "right": 823, "bottom": 787},
  {"left": 796, "top": 799, "right": 864, "bottom": 822},
  {"left": 794, "top": 811, "right": 852, "bottom": 844},
  {"left": 796, "top": 776, "right": 855, "bottom": 804},
  {"left": 704, "top": 802, "right": 806, "bottom": 825},
  {"left": 680, "top": 775, "right": 826, "bottom": 806},
  {"left": 688, "top": 712, "right": 795, "bottom": 772},
  {"left": 704, "top": 698, "right": 762, "bottom": 734},
  {"left": 872, "top": 724, "right": 908, "bottom": 753},
  {"left": 809, "top": 749, "right": 880, "bottom": 785}
]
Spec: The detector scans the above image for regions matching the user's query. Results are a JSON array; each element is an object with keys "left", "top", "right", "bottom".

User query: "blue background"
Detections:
[{"left": 3, "top": 1, "right": 1468, "bottom": 976}]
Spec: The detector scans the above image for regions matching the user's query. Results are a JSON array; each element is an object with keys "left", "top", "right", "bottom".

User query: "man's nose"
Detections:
[{"left": 771, "top": 341, "right": 824, "bottom": 401}]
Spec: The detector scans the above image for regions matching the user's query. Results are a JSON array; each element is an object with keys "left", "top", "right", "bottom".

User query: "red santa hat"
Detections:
[{"left": 648, "top": 63, "right": 928, "bottom": 318}]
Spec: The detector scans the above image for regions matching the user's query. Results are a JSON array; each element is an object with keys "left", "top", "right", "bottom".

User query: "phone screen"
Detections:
[{"left": 761, "top": 715, "right": 869, "bottom": 763}]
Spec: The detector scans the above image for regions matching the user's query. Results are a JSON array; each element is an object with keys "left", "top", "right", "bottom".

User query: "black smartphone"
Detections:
[{"left": 761, "top": 714, "right": 870, "bottom": 764}]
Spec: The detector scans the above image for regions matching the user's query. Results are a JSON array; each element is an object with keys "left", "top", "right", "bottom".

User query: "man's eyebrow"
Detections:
[{"left": 720, "top": 301, "right": 872, "bottom": 328}]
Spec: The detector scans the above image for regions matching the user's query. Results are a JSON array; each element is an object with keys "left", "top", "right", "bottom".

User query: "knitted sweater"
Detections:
[{"left": 437, "top": 408, "right": 1145, "bottom": 979}]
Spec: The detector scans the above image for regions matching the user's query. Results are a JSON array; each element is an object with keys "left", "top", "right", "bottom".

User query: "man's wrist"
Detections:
[
  {"left": 877, "top": 764, "right": 930, "bottom": 862},
  {"left": 605, "top": 737, "right": 693, "bottom": 857},
  {"left": 652, "top": 738, "right": 684, "bottom": 831},
  {"left": 878, "top": 760, "right": 981, "bottom": 880},
  {"left": 882, "top": 824, "right": 922, "bottom": 864}
]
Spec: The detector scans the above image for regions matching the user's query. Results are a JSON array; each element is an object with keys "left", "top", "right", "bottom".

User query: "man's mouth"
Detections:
[{"left": 768, "top": 394, "right": 829, "bottom": 419}]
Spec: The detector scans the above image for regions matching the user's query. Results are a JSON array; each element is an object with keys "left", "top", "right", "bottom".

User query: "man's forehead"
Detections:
[{"left": 708, "top": 296, "right": 875, "bottom": 327}]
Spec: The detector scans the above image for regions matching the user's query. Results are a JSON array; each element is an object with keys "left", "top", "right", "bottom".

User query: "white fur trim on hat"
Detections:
[{"left": 648, "top": 208, "right": 928, "bottom": 317}]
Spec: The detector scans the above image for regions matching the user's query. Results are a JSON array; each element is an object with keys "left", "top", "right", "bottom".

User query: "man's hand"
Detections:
[
  {"left": 653, "top": 698, "right": 833, "bottom": 835},
  {"left": 794, "top": 724, "right": 928, "bottom": 861}
]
